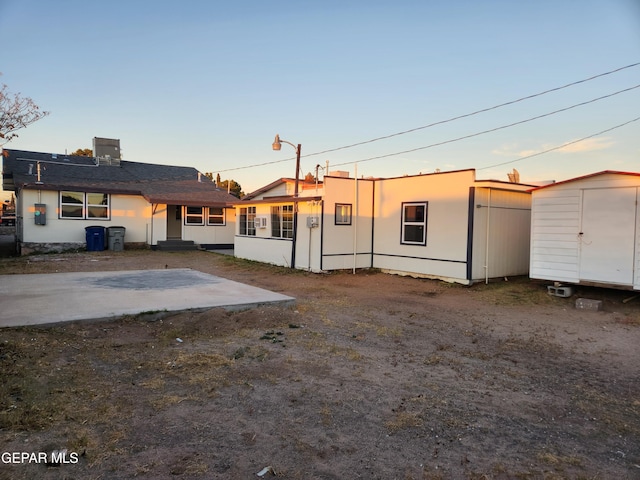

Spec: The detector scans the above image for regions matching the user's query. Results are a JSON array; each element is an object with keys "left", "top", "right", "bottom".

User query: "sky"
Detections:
[{"left": 1, "top": 0, "right": 639, "bottom": 200}]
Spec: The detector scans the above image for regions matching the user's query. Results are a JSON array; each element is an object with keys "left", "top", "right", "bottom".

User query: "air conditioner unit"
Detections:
[{"left": 254, "top": 216, "right": 268, "bottom": 229}]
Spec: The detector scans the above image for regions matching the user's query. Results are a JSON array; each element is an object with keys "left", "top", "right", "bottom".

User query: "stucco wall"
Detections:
[
  {"left": 183, "top": 208, "right": 236, "bottom": 246},
  {"left": 371, "top": 171, "right": 474, "bottom": 282},
  {"left": 321, "top": 176, "right": 374, "bottom": 271},
  {"left": 20, "top": 189, "right": 152, "bottom": 245},
  {"left": 234, "top": 200, "right": 322, "bottom": 271}
]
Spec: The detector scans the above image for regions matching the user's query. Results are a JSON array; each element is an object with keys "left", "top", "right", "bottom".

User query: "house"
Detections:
[
  {"left": 235, "top": 177, "right": 323, "bottom": 270},
  {"left": 235, "top": 169, "right": 534, "bottom": 285},
  {"left": 529, "top": 170, "right": 640, "bottom": 290},
  {"left": 1, "top": 199, "right": 16, "bottom": 226},
  {"left": 2, "top": 148, "right": 237, "bottom": 254}
]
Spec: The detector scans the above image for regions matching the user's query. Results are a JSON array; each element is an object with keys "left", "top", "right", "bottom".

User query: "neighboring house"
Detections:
[
  {"left": 235, "top": 169, "right": 534, "bottom": 285},
  {"left": 530, "top": 170, "right": 640, "bottom": 291},
  {"left": 1, "top": 200, "right": 16, "bottom": 226},
  {"left": 2, "top": 149, "right": 237, "bottom": 254}
]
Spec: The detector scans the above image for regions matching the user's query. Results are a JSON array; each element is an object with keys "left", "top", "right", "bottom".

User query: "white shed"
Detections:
[{"left": 530, "top": 171, "right": 640, "bottom": 290}]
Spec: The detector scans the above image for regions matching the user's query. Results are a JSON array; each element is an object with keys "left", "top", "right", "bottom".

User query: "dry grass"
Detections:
[
  {"left": 537, "top": 451, "right": 583, "bottom": 467},
  {"left": 0, "top": 251, "right": 637, "bottom": 479},
  {"left": 385, "top": 411, "right": 424, "bottom": 433},
  {"left": 472, "top": 277, "right": 559, "bottom": 306},
  {"left": 355, "top": 321, "right": 403, "bottom": 337}
]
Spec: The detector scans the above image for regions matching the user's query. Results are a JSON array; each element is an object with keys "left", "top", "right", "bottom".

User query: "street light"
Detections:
[
  {"left": 272, "top": 134, "right": 301, "bottom": 198},
  {"left": 272, "top": 134, "right": 302, "bottom": 269}
]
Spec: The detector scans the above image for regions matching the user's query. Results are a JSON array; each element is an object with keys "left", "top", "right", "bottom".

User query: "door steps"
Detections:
[{"left": 156, "top": 240, "right": 199, "bottom": 251}]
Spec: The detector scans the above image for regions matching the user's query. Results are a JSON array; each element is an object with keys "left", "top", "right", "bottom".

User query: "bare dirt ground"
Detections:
[{"left": 0, "top": 249, "right": 639, "bottom": 479}]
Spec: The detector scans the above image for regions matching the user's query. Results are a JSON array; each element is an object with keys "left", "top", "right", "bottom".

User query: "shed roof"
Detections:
[
  {"left": 528, "top": 170, "right": 640, "bottom": 192},
  {"left": 2, "top": 149, "right": 237, "bottom": 207}
]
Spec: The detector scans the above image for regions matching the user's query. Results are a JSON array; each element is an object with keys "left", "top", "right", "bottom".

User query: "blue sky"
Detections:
[{"left": 1, "top": 0, "right": 639, "bottom": 199}]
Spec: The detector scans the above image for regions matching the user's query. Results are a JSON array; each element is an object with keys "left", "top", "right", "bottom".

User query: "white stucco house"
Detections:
[
  {"left": 530, "top": 170, "right": 640, "bottom": 290},
  {"left": 2, "top": 148, "right": 237, "bottom": 254},
  {"left": 234, "top": 169, "right": 534, "bottom": 285}
]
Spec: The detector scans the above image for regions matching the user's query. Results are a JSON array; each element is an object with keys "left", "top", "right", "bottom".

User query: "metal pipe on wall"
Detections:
[
  {"left": 485, "top": 188, "right": 492, "bottom": 284},
  {"left": 353, "top": 164, "right": 358, "bottom": 274}
]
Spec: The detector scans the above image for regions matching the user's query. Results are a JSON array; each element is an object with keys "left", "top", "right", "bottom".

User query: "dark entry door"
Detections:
[{"left": 166, "top": 205, "right": 182, "bottom": 240}]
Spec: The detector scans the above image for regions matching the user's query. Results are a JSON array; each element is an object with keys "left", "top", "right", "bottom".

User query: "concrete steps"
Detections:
[{"left": 156, "top": 240, "right": 198, "bottom": 251}]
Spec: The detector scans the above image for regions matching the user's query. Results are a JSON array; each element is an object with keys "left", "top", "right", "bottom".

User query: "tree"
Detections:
[
  {"left": 71, "top": 148, "right": 93, "bottom": 157},
  {"left": 204, "top": 172, "right": 244, "bottom": 198},
  {"left": 0, "top": 77, "right": 49, "bottom": 144}
]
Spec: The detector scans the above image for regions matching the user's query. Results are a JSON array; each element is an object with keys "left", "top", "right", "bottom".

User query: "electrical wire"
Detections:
[
  {"left": 303, "top": 62, "right": 640, "bottom": 159},
  {"left": 476, "top": 116, "right": 640, "bottom": 171},
  {"left": 329, "top": 83, "right": 640, "bottom": 167},
  {"left": 216, "top": 62, "right": 640, "bottom": 173}
]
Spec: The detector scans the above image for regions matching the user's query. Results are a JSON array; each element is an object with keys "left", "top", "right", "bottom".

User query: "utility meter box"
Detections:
[
  {"left": 34, "top": 204, "right": 46, "bottom": 225},
  {"left": 307, "top": 216, "right": 319, "bottom": 228}
]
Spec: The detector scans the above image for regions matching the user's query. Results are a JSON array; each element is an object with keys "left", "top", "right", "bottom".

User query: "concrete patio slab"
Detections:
[{"left": 0, "top": 268, "right": 295, "bottom": 328}]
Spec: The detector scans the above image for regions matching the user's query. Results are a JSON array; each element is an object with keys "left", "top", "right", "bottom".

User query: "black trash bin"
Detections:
[
  {"left": 85, "top": 226, "right": 106, "bottom": 251},
  {"left": 107, "top": 226, "right": 126, "bottom": 252}
]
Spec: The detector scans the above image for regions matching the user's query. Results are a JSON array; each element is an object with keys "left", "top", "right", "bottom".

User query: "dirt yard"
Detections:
[{"left": 0, "top": 249, "right": 638, "bottom": 479}]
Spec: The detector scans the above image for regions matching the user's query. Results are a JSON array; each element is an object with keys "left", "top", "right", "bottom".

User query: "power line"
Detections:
[
  {"left": 476, "top": 116, "right": 640, "bottom": 171},
  {"left": 303, "top": 62, "right": 640, "bottom": 158},
  {"left": 216, "top": 62, "right": 640, "bottom": 173},
  {"left": 329, "top": 83, "right": 640, "bottom": 167}
]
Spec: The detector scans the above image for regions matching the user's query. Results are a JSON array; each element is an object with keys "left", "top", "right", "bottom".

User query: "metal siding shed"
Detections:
[{"left": 529, "top": 171, "right": 640, "bottom": 290}]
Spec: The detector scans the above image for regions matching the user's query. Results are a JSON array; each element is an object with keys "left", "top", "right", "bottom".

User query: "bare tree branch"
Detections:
[{"left": 0, "top": 78, "right": 50, "bottom": 144}]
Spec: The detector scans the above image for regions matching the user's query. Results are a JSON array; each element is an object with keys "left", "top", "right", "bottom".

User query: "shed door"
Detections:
[{"left": 579, "top": 188, "right": 636, "bottom": 285}]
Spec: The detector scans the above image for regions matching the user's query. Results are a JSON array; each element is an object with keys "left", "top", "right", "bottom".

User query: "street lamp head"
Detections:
[{"left": 272, "top": 134, "right": 282, "bottom": 151}]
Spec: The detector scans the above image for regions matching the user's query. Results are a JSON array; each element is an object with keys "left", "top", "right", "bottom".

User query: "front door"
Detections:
[
  {"left": 166, "top": 205, "right": 182, "bottom": 240},
  {"left": 579, "top": 188, "right": 636, "bottom": 285}
]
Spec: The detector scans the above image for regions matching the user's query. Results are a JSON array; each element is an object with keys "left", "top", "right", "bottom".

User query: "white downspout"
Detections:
[
  {"left": 353, "top": 164, "right": 358, "bottom": 274},
  {"left": 485, "top": 188, "right": 492, "bottom": 284},
  {"left": 308, "top": 202, "right": 313, "bottom": 272}
]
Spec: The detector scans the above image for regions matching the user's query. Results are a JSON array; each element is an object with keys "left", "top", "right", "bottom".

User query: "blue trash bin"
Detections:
[{"left": 85, "top": 226, "right": 106, "bottom": 251}]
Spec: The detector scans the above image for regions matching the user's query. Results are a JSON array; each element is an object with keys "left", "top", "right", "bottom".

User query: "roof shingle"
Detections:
[{"left": 2, "top": 149, "right": 237, "bottom": 207}]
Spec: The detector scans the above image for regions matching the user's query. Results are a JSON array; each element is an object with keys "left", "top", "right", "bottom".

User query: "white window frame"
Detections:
[
  {"left": 401, "top": 201, "right": 428, "bottom": 246},
  {"left": 207, "top": 207, "right": 226, "bottom": 225},
  {"left": 184, "top": 206, "right": 204, "bottom": 225},
  {"left": 239, "top": 206, "right": 256, "bottom": 236},
  {"left": 86, "top": 193, "right": 109, "bottom": 219},
  {"left": 271, "top": 205, "right": 294, "bottom": 238},
  {"left": 60, "top": 191, "right": 110, "bottom": 220}
]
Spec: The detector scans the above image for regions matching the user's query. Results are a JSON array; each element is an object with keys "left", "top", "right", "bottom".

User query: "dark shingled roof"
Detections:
[{"left": 2, "top": 149, "right": 237, "bottom": 207}]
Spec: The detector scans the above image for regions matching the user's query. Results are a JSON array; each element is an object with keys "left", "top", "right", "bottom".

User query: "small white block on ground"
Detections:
[{"left": 575, "top": 298, "right": 603, "bottom": 311}]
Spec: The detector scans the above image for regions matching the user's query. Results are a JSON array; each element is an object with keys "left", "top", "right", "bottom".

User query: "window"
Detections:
[
  {"left": 60, "top": 191, "right": 110, "bottom": 219},
  {"left": 271, "top": 205, "right": 294, "bottom": 238},
  {"left": 401, "top": 202, "right": 428, "bottom": 245},
  {"left": 60, "top": 191, "right": 84, "bottom": 218},
  {"left": 239, "top": 206, "right": 256, "bottom": 236},
  {"left": 87, "top": 193, "right": 109, "bottom": 218},
  {"left": 185, "top": 206, "right": 204, "bottom": 225},
  {"left": 335, "top": 204, "right": 352, "bottom": 225},
  {"left": 207, "top": 207, "right": 225, "bottom": 225}
]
